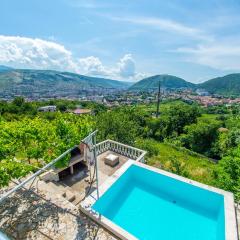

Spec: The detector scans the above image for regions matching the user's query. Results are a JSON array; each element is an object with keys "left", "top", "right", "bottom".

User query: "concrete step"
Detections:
[
  {"left": 64, "top": 190, "right": 76, "bottom": 202},
  {"left": 46, "top": 182, "right": 77, "bottom": 203},
  {"left": 42, "top": 180, "right": 83, "bottom": 205},
  {"left": 71, "top": 194, "right": 83, "bottom": 205},
  {"left": 36, "top": 180, "right": 77, "bottom": 210},
  {"left": 45, "top": 182, "right": 66, "bottom": 195}
]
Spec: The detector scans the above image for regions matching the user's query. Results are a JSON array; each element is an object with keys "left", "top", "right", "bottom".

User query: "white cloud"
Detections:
[
  {"left": 126, "top": 17, "right": 197, "bottom": 35},
  {"left": 118, "top": 54, "right": 136, "bottom": 78},
  {"left": 177, "top": 43, "right": 240, "bottom": 71},
  {"left": 108, "top": 16, "right": 212, "bottom": 41},
  {"left": 78, "top": 56, "right": 109, "bottom": 76},
  {"left": 77, "top": 54, "right": 143, "bottom": 80},
  {"left": 0, "top": 35, "right": 78, "bottom": 71},
  {"left": 0, "top": 35, "right": 144, "bottom": 80}
]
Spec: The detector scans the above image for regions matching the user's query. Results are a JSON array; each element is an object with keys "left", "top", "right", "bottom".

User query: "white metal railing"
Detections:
[{"left": 96, "top": 139, "right": 147, "bottom": 163}]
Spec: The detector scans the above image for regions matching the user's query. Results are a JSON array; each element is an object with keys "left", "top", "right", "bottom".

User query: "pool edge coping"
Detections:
[
  {"left": 80, "top": 160, "right": 238, "bottom": 240},
  {"left": 80, "top": 160, "right": 137, "bottom": 240}
]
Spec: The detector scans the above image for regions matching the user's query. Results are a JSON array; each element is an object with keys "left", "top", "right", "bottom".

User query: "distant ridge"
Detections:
[
  {"left": 0, "top": 69, "right": 132, "bottom": 98},
  {"left": 0, "top": 67, "right": 240, "bottom": 97},
  {"left": 199, "top": 73, "right": 240, "bottom": 96},
  {"left": 129, "top": 74, "right": 195, "bottom": 91}
]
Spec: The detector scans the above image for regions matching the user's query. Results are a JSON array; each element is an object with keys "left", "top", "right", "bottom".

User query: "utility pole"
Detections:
[{"left": 156, "top": 81, "right": 161, "bottom": 118}]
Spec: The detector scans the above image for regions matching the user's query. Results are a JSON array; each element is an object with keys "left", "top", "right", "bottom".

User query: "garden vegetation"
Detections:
[{"left": 0, "top": 97, "right": 239, "bottom": 201}]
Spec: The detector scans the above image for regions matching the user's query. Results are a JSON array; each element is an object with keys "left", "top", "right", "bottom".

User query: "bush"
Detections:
[
  {"left": 214, "top": 147, "right": 240, "bottom": 202},
  {"left": 145, "top": 102, "right": 200, "bottom": 140},
  {"left": 96, "top": 107, "right": 146, "bottom": 145},
  {"left": 135, "top": 138, "right": 159, "bottom": 158},
  {"left": 166, "top": 156, "right": 189, "bottom": 178},
  {"left": 179, "top": 119, "right": 221, "bottom": 157}
]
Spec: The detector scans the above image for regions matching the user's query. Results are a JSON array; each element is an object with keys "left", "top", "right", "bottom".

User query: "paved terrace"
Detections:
[
  {"left": 0, "top": 140, "right": 146, "bottom": 240},
  {"left": 59, "top": 150, "right": 130, "bottom": 197},
  {"left": 0, "top": 181, "right": 116, "bottom": 240},
  {"left": 58, "top": 140, "right": 146, "bottom": 200}
]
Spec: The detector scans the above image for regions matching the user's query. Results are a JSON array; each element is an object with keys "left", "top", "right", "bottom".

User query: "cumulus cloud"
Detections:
[
  {"left": 0, "top": 35, "right": 144, "bottom": 80},
  {"left": 0, "top": 35, "right": 78, "bottom": 71},
  {"left": 118, "top": 54, "right": 136, "bottom": 78},
  {"left": 78, "top": 56, "right": 109, "bottom": 76}
]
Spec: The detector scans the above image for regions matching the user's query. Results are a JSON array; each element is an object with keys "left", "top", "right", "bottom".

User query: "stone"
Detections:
[{"left": 0, "top": 181, "right": 117, "bottom": 240}]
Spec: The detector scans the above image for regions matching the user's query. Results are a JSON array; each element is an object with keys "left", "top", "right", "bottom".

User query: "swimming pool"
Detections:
[{"left": 82, "top": 161, "right": 237, "bottom": 240}]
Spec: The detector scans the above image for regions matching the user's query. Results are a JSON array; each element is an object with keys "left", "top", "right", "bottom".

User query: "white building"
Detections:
[{"left": 38, "top": 105, "right": 57, "bottom": 112}]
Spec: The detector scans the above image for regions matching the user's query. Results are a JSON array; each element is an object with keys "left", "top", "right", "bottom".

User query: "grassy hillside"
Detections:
[
  {"left": 129, "top": 74, "right": 195, "bottom": 91},
  {"left": 199, "top": 73, "right": 240, "bottom": 96},
  {"left": 138, "top": 100, "right": 193, "bottom": 114},
  {"left": 147, "top": 142, "right": 217, "bottom": 185}
]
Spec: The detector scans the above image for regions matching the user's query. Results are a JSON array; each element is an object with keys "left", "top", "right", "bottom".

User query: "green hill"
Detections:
[
  {"left": 199, "top": 73, "right": 240, "bottom": 96},
  {"left": 130, "top": 73, "right": 240, "bottom": 96},
  {"left": 129, "top": 74, "right": 195, "bottom": 91},
  {"left": 0, "top": 69, "right": 132, "bottom": 98}
]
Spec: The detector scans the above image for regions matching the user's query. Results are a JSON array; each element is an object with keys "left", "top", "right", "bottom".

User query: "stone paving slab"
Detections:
[{"left": 0, "top": 182, "right": 116, "bottom": 240}]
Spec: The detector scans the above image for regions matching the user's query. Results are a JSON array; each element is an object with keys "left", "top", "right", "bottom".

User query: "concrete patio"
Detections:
[{"left": 57, "top": 150, "right": 134, "bottom": 204}]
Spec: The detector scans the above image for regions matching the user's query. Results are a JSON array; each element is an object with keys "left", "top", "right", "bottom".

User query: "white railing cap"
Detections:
[
  {"left": 96, "top": 139, "right": 147, "bottom": 162},
  {"left": 104, "top": 139, "right": 145, "bottom": 153}
]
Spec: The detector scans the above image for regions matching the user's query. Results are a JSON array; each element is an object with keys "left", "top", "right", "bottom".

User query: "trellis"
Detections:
[
  {"left": 0, "top": 130, "right": 98, "bottom": 204},
  {"left": 0, "top": 131, "right": 99, "bottom": 239}
]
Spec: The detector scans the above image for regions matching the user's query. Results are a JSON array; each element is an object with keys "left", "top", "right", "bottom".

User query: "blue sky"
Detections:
[{"left": 0, "top": 0, "right": 240, "bottom": 82}]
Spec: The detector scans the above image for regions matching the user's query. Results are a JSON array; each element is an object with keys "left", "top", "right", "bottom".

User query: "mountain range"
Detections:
[
  {"left": 130, "top": 73, "right": 240, "bottom": 96},
  {"left": 0, "top": 66, "right": 240, "bottom": 97},
  {"left": 0, "top": 68, "right": 132, "bottom": 98}
]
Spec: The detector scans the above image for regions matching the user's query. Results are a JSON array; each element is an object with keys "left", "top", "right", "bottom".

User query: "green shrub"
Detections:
[{"left": 135, "top": 138, "right": 159, "bottom": 158}]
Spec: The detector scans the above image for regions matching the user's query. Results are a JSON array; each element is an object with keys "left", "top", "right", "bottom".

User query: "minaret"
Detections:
[{"left": 156, "top": 81, "right": 161, "bottom": 118}]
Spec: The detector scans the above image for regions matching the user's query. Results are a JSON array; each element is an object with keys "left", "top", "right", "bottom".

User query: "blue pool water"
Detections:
[{"left": 93, "top": 164, "right": 225, "bottom": 240}]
